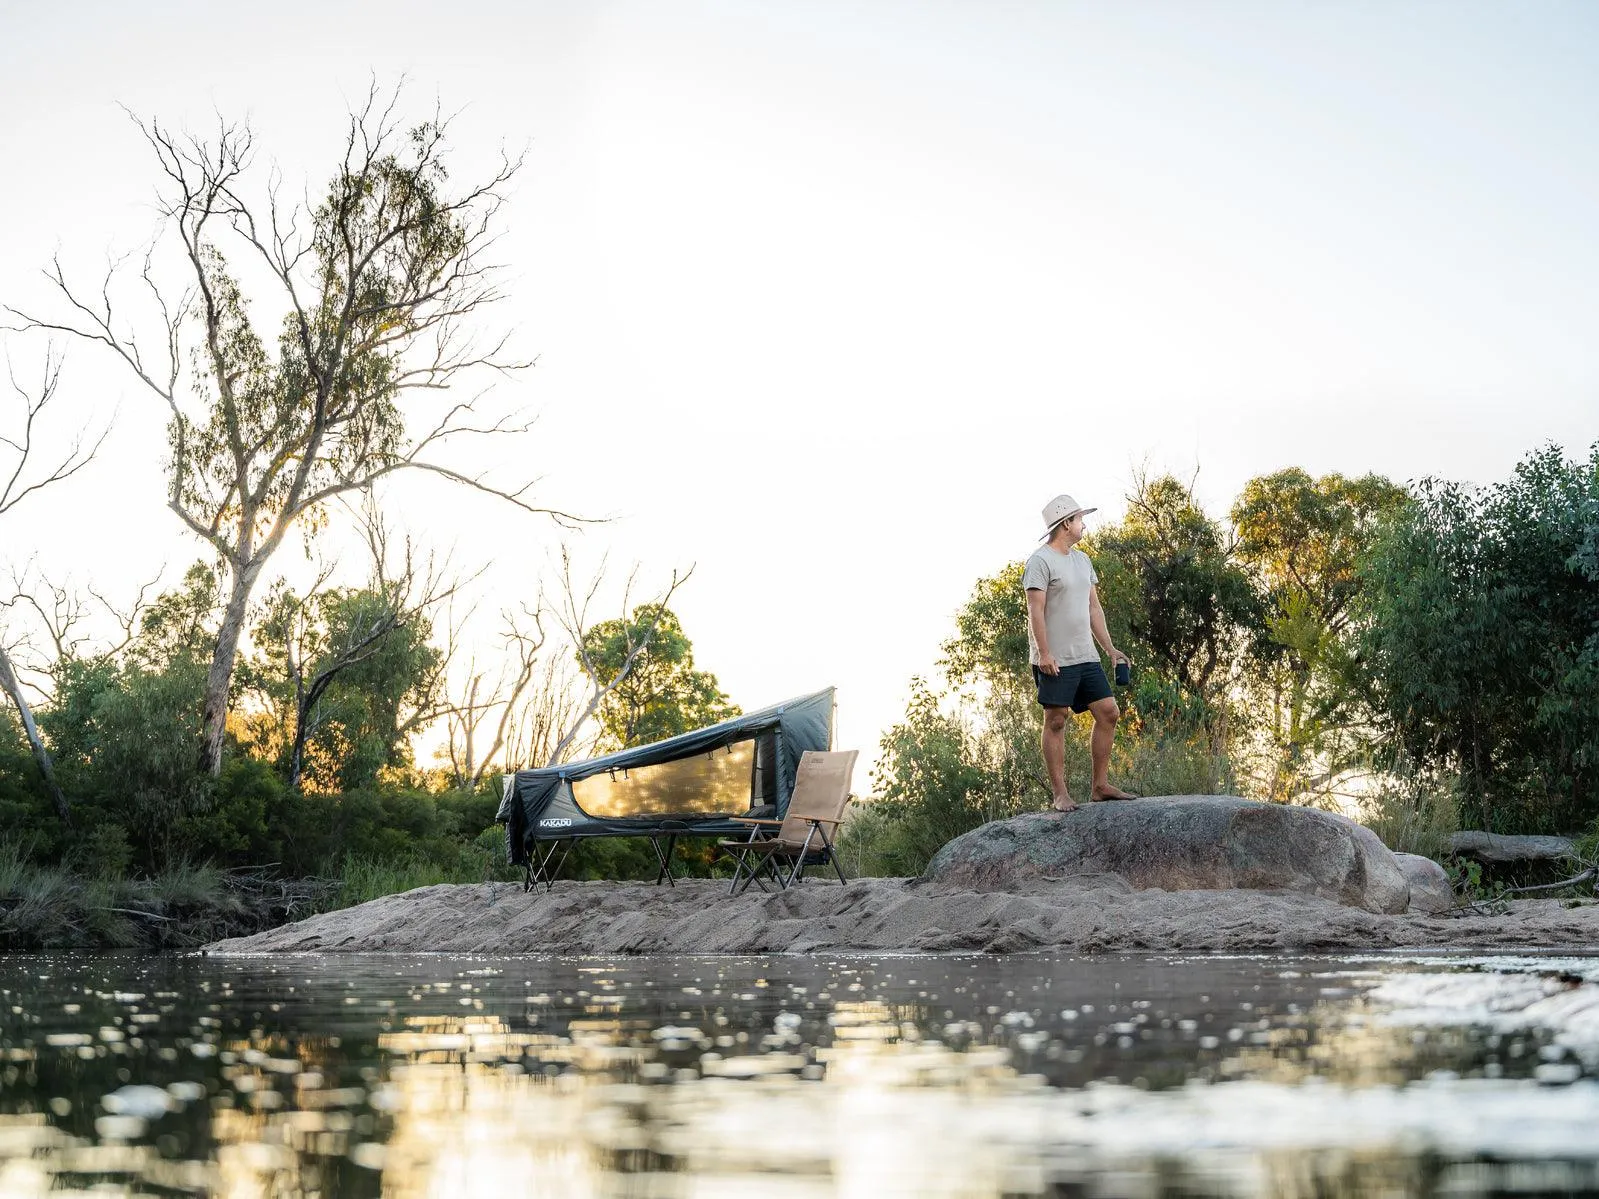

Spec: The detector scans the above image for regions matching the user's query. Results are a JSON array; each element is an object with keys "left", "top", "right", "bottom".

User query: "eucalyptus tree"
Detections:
[
  {"left": 1090, "top": 473, "right": 1262, "bottom": 706},
  {"left": 242, "top": 517, "right": 467, "bottom": 790},
  {"left": 1231, "top": 469, "right": 1408, "bottom": 799},
  {"left": 579, "top": 603, "right": 738, "bottom": 751},
  {"left": 0, "top": 346, "right": 104, "bottom": 821},
  {"left": 10, "top": 87, "right": 579, "bottom": 775}
]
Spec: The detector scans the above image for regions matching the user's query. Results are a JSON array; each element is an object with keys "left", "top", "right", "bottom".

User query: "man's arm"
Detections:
[
  {"left": 1026, "top": 588, "right": 1058, "bottom": 675},
  {"left": 1088, "top": 586, "right": 1128, "bottom": 665}
]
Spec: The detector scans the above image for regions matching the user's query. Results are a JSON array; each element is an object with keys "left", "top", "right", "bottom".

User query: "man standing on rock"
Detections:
[{"left": 1024, "top": 494, "right": 1138, "bottom": 812}]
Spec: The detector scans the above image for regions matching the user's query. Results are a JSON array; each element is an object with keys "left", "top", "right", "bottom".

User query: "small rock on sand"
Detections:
[{"left": 1395, "top": 853, "right": 1455, "bottom": 914}]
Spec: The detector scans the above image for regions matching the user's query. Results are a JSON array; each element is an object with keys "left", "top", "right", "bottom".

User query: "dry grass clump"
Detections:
[{"left": 1357, "top": 777, "right": 1462, "bottom": 860}]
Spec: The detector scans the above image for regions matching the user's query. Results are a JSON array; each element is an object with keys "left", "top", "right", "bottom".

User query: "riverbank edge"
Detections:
[
  {"left": 204, "top": 877, "right": 1599, "bottom": 956},
  {"left": 0, "top": 869, "right": 337, "bottom": 953}
]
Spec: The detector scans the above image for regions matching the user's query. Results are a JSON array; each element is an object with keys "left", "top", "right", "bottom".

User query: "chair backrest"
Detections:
[{"left": 776, "top": 749, "right": 858, "bottom": 848}]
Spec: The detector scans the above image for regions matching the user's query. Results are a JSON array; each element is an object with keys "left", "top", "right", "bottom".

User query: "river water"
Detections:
[{"left": 0, "top": 951, "right": 1597, "bottom": 1198}]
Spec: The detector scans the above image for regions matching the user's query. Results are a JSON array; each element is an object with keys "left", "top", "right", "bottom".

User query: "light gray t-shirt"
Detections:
[{"left": 1023, "top": 545, "right": 1100, "bottom": 667}]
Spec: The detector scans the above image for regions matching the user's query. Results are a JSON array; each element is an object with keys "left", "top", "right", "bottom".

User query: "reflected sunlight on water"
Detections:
[{"left": 0, "top": 952, "right": 1597, "bottom": 1197}]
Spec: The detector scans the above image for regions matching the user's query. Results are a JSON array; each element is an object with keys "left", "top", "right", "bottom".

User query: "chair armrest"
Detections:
[{"left": 731, "top": 817, "right": 783, "bottom": 826}]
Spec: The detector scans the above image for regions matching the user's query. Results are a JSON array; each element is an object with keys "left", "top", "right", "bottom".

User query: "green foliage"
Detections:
[
  {"left": 42, "top": 651, "right": 212, "bottom": 871},
  {"left": 0, "top": 840, "right": 252, "bottom": 951},
  {"left": 581, "top": 605, "right": 739, "bottom": 750},
  {"left": 1233, "top": 469, "right": 1410, "bottom": 634},
  {"left": 842, "top": 678, "right": 1072, "bottom": 878},
  {"left": 0, "top": 712, "right": 62, "bottom": 860},
  {"left": 1109, "top": 719, "right": 1235, "bottom": 800},
  {"left": 1232, "top": 470, "right": 1410, "bottom": 800},
  {"left": 940, "top": 563, "right": 1030, "bottom": 695},
  {"left": 169, "top": 127, "right": 475, "bottom": 531},
  {"left": 242, "top": 582, "right": 443, "bottom": 789},
  {"left": 1359, "top": 442, "right": 1599, "bottom": 832},
  {"left": 265, "top": 783, "right": 501, "bottom": 877},
  {"left": 1444, "top": 858, "right": 1512, "bottom": 914},
  {"left": 128, "top": 562, "right": 221, "bottom": 672},
  {"left": 1090, "top": 475, "right": 1262, "bottom": 702},
  {"left": 564, "top": 837, "right": 677, "bottom": 883}
]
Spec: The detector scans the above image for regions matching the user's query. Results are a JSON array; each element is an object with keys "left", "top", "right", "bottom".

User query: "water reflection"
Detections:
[{"left": 0, "top": 953, "right": 1596, "bottom": 1197}]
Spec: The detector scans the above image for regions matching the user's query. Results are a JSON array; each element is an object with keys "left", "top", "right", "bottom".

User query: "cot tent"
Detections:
[{"left": 497, "top": 687, "right": 835, "bottom": 887}]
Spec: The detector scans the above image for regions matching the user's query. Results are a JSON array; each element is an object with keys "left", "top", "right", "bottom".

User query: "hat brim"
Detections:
[{"left": 1039, "top": 507, "right": 1098, "bottom": 539}]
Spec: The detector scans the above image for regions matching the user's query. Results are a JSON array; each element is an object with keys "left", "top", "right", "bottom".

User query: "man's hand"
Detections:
[
  {"left": 1038, "top": 653, "right": 1060, "bottom": 676},
  {"left": 1110, "top": 648, "right": 1130, "bottom": 667}
]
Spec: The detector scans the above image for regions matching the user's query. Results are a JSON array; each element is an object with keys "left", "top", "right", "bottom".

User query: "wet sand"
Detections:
[{"left": 205, "top": 875, "right": 1599, "bottom": 955}]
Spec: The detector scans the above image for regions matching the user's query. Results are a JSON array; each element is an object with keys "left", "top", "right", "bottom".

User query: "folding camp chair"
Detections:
[{"left": 720, "top": 749, "right": 857, "bottom": 895}]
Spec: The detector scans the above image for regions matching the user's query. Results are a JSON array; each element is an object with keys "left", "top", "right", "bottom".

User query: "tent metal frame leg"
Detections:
[
  {"left": 523, "top": 837, "right": 574, "bottom": 892},
  {"left": 651, "top": 834, "right": 680, "bottom": 887}
]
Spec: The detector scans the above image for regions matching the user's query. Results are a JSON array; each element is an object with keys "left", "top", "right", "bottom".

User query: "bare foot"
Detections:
[
  {"left": 1090, "top": 785, "right": 1141, "bottom": 801},
  {"left": 1051, "top": 794, "right": 1078, "bottom": 813}
]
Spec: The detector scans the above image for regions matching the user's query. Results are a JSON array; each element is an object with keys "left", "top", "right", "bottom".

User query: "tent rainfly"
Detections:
[{"left": 497, "top": 687, "right": 836, "bottom": 866}]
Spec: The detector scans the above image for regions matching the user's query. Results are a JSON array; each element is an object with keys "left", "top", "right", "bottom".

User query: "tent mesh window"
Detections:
[
  {"left": 753, "top": 732, "right": 778, "bottom": 807},
  {"left": 573, "top": 741, "right": 757, "bottom": 818}
]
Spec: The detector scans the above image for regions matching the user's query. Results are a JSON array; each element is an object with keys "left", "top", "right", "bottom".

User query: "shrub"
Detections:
[{"left": 1358, "top": 442, "right": 1599, "bottom": 833}]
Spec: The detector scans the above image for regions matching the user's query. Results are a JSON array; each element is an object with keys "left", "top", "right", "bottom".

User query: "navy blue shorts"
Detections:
[{"left": 1033, "top": 661, "right": 1112, "bottom": 712}]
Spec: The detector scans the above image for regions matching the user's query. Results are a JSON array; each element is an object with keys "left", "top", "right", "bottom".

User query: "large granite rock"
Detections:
[
  {"left": 1394, "top": 853, "right": 1454, "bottom": 914},
  {"left": 923, "top": 795, "right": 1411, "bottom": 914}
]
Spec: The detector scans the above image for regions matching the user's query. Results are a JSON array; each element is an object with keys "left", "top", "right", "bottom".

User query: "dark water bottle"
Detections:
[{"left": 1114, "top": 660, "right": 1131, "bottom": 687}]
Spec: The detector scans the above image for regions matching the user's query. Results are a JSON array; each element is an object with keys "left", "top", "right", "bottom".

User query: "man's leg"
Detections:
[
  {"left": 1087, "top": 696, "right": 1137, "bottom": 800},
  {"left": 1041, "top": 706, "right": 1075, "bottom": 811}
]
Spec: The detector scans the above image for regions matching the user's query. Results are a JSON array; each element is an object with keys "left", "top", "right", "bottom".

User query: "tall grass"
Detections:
[
  {"left": 324, "top": 839, "right": 519, "bottom": 911},
  {"left": 1357, "top": 776, "right": 1463, "bottom": 859},
  {"left": 1111, "top": 726, "right": 1235, "bottom": 800},
  {"left": 0, "top": 839, "right": 314, "bottom": 950}
]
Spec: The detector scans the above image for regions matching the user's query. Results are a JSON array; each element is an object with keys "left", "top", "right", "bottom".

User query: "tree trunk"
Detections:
[
  {"left": 0, "top": 643, "right": 70, "bottom": 823},
  {"left": 199, "top": 563, "right": 259, "bottom": 777},
  {"left": 287, "top": 708, "right": 310, "bottom": 790},
  {"left": 287, "top": 674, "right": 334, "bottom": 790}
]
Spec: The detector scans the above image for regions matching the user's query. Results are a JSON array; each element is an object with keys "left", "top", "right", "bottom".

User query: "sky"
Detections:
[{"left": 1, "top": 0, "right": 1596, "bottom": 781}]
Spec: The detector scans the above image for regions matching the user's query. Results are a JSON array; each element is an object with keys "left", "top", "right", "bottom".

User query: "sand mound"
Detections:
[{"left": 205, "top": 876, "right": 1599, "bottom": 956}]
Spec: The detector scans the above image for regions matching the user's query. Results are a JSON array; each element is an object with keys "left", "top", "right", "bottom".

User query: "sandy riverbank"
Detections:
[{"left": 205, "top": 875, "right": 1599, "bottom": 955}]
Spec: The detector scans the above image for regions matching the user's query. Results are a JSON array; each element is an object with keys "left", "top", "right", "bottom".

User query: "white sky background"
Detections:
[{"left": 1, "top": 0, "right": 1595, "bottom": 781}]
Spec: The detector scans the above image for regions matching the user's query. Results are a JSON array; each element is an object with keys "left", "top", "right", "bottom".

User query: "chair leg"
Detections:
[
  {"left": 726, "top": 838, "right": 758, "bottom": 895},
  {"left": 816, "top": 826, "right": 848, "bottom": 884},
  {"left": 784, "top": 824, "right": 819, "bottom": 889},
  {"left": 750, "top": 854, "right": 781, "bottom": 892},
  {"left": 731, "top": 847, "right": 785, "bottom": 896},
  {"left": 734, "top": 852, "right": 767, "bottom": 896}
]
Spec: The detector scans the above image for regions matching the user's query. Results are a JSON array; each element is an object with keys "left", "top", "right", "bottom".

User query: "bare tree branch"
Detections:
[
  {"left": 545, "top": 548, "right": 691, "bottom": 767},
  {"left": 0, "top": 342, "right": 112, "bottom": 823}
]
